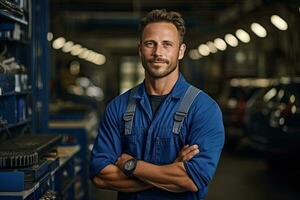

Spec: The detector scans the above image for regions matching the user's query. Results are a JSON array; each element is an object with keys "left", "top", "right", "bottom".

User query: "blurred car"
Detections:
[
  {"left": 219, "top": 78, "right": 271, "bottom": 148},
  {"left": 245, "top": 78, "right": 300, "bottom": 154}
]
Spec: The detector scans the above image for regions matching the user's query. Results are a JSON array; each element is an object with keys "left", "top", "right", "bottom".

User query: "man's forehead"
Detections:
[
  {"left": 143, "top": 22, "right": 177, "bottom": 32},
  {"left": 142, "top": 22, "right": 180, "bottom": 40}
]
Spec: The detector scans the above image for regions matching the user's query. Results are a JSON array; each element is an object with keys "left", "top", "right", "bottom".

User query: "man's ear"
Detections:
[{"left": 178, "top": 43, "right": 186, "bottom": 60}]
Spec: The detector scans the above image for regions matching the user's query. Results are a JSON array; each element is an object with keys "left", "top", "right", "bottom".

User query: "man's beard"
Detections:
[{"left": 141, "top": 57, "right": 178, "bottom": 79}]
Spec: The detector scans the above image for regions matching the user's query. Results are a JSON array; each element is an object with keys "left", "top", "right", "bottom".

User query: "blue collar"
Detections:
[{"left": 133, "top": 73, "right": 189, "bottom": 100}]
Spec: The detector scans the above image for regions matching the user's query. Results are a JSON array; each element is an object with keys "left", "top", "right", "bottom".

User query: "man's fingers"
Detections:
[
  {"left": 174, "top": 144, "right": 200, "bottom": 163},
  {"left": 182, "top": 149, "right": 200, "bottom": 161},
  {"left": 179, "top": 145, "right": 189, "bottom": 153},
  {"left": 180, "top": 145, "right": 198, "bottom": 157}
]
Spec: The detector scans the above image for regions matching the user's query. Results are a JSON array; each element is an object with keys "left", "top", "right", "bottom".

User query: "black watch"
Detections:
[{"left": 123, "top": 158, "right": 137, "bottom": 177}]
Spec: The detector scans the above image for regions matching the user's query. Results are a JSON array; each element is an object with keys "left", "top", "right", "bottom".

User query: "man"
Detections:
[{"left": 90, "top": 9, "right": 225, "bottom": 200}]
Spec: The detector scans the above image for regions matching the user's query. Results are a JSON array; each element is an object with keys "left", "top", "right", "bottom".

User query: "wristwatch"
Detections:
[{"left": 123, "top": 158, "right": 137, "bottom": 177}]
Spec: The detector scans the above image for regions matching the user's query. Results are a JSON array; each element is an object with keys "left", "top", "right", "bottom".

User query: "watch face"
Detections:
[{"left": 125, "top": 160, "right": 134, "bottom": 170}]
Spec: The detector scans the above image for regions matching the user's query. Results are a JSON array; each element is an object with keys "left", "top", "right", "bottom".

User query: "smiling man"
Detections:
[{"left": 90, "top": 9, "right": 225, "bottom": 200}]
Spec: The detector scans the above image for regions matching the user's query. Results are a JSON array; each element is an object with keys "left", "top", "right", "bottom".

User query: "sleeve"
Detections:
[
  {"left": 89, "top": 101, "right": 123, "bottom": 178},
  {"left": 184, "top": 101, "right": 225, "bottom": 190}
]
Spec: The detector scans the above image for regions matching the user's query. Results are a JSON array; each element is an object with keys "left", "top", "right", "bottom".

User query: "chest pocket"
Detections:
[
  {"left": 121, "top": 134, "right": 136, "bottom": 155},
  {"left": 121, "top": 126, "right": 145, "bottom": 157},
  {"left": 154, "top": 125, "right": 188, "bottom": 165}
]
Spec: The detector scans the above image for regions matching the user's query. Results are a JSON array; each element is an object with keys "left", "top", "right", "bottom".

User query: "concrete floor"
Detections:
[
  {"left": 206, "top": 147, "right": 300, "bottom": 200},
  {"left": 90, "top": 145, "right": 300, "bottom": 200}
]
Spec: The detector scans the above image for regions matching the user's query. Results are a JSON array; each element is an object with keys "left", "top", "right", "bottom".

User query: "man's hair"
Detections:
[{"left": 139, "top": 9, "right": 186, "bottom": 43}]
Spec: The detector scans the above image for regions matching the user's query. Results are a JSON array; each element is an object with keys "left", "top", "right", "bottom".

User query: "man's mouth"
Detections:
[{"left": 149, "top": 59, "right": 168, "bottom": 64}]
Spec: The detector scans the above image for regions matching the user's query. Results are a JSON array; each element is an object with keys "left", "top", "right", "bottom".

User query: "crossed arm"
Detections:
[{"left": 92, "top": 145, "right": 199, "bottom": 193}]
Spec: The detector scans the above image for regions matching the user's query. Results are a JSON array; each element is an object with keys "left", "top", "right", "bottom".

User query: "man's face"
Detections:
[{"left": 139, "top": 22, "right": 186, "bottom": 79}]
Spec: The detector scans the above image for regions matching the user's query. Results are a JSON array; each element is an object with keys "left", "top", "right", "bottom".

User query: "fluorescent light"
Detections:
[
  {"left": 70, "top": 44, "right": 83, "bottom": 56},
  {"left": 52, "top": 37, "right": 66, "bottom": 49},
  {"left": 94, "top": 54, "right": 106, "bottom": 65},
  {"left": 78, "top": 48, "right": 89, "bottom": 59},
  {"left": 86, "top": 51, "right": 97, "bottom": 62},
  {"left": 206, "top": 41, "right": 218, "bottom": 53},
  {"left": 189, "top": 49, "right": 202, "bottom": 60},
  {"left": 51, "top": 34, "right": 106, "bottom": 66},
  {"left": 251, "top": 22, "right": 267, "bottom": 38},
  {"left": 214, "top": 38, "right": 227, "bottom": 51},
  {"left": 235, "top": 29, "right": 250, "bottom": 43},
  {"left": 224, "top": 34, "right": 238, "bottom": 47},
  {"left": 270, "top": 15, "right": 288, "bottom": 30},
  {"left": 62, "top": 41, "right": 74, "bottom": 52},
  {"left": 69, "top": 60, "right": 80, "bottom": 75},
  {"left": 198, "top": 44, "right": 210, "bottom": 56},
  {"left": 47, "top": 32, "right": 53, "bottom": 41}
]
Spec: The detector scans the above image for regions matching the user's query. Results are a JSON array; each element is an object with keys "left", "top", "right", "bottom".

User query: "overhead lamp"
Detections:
[
  {"left": 198, "top": 44, "right": 210, "bottom": 56},
  {"left": 47, "top": 32, "right": 53, "bottom": 41},
  {"left": 206, "top": 41, "right": 218, "bottom": 53},
  {"left": 270, "top": 15, "right": 288, "bottom": 30},
  {"left": 70, "top": 44, "right": 83, "bottom": 56},
  {"left": 235, "top": 29, "right": 250, "bottom": 43},
  {"left": 214, "top": 38, "right": 227, "bottom": 51},
  {"left": 69, "top": 60, "right": 80, "bottom": 75},
  {"left": 94, "top": 54, "right": 106, "bottom": 65},
  {"left": 62, "top": 41, "right": 74, "bottom": 53},
  {"left": 189, "top": 49, "right": 202, "bottom": 60},
  {"left": 78, "top": 48, "right": 89, "bottom": 59},
  {"left": 52, "top": 37, "right": 66, "bottom": 49},
  {"left": 224, "top": 34, "right": 238, "bottom": 47},
  {"left": 51, "top": 33, "right": 106, "bottom": 66},
  {"left": 86, "top": 51, "right": 97, "bottom": 62},
  {"left": 251, "top": 22, "right": 267, "bottom": 38}
]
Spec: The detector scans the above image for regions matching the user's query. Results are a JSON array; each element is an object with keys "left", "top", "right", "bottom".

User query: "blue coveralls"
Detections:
[{"left": 90, "top": 74, "right": 225, "bottom": 200}]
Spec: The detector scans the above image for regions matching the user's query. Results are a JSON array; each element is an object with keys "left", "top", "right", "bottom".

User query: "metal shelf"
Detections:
[
  {"left": 0, "top": 118, "right": 31, "bottom": 132},
  {"left": 0, "top": 145, "right": 80, "bottom": 200},
  {"left": 0, "top": 90, "right": 31, "bottom": 97},
  {"left": 0, "top": 38, "right": 30, "bottom": 44},
  {"left": 0, "top": 10, "right": 28, "bottom": 25}
]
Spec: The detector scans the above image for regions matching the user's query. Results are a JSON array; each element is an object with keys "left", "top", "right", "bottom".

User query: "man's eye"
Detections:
[
  {"left": 145, "top": 42, "right": 154, "bottom": 47},
  {"left": 164, "top": 43, "right": 172, "bottom": 47}
]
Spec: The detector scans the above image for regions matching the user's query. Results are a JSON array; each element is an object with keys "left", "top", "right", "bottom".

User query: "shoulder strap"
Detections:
[
  {"left": 123, "top": 86, "right": 139, "bottom": 135},
  {"left": 173, "top": 85, "right": 201, "bottom": 134}
]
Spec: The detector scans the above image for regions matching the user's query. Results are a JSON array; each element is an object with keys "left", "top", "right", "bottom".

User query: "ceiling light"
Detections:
[
  {"left": 251, "top": 22, "right": 267, "bottom": 38},
  {"left": 270, "top": 15, "right": 288, "bottom": 30},
  {"left": 62, "top": 41, "right": 74, "bottom": 53},
  {"left": 198, "top": 44, "right": 210, "bottom": 56},
  {"left": 47, "top": 32, "right": 53, "bottom": 41},
  {"left": 70, "top": 44, "right": 83, "bottom": 56},
  {"left": 214, "top": 38, "right": 227, "bottom": 51},
  {"left": 94, "top": 54, "right": 106, "bottom": 65},
  {"left": 52, "top": 37, "right": 66, "bottom": 49},
  {"left": 224, "top": 34, "right": 238, "bottom": 47},
  {"left": 78, "top": 48, "right": 89, "bottom": 59},
  {"left": 206, "top": 41, "right": 218, "bottom": 53},
  {"left": 235, "top": 29, "right": 250, "bottom": 43},
  {"left": 86, "top": 51, "right": 97, "bottom": 62},
  {"left": 189, "top": 49, "right": 202, "bottom": 60}
]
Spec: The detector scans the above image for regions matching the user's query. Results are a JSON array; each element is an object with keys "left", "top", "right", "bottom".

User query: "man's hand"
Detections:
[
  {"left": 174, "top": 144, "right": 199, "bottom": 163},
  {"left": 115, "top": 153, "right": 134, "bottom": 169}
]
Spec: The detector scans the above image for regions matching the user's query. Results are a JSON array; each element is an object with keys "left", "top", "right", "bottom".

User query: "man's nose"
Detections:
[{"left": 153, "top": 44, "right": 163, "bottom": 57}]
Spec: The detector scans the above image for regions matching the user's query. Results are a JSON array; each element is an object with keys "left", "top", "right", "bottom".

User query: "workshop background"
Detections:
[{"left": 0, "top": 0, "right": 299, "bottom": 200}]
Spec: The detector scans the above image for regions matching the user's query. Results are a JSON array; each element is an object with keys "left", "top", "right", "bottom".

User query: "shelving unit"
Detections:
[
  {"left": 0, "top": 145, "right": 80, "bottom": 200},
  {"left": 0, "top": 10, "right": 28, "bottom": 25},
  {"left": 0, "top": 0, "right": 87, "bottom": 199},
  {"left": 49, "top": 111, "right": 98, "bottom": 200},
  {"left": 0, "top": 0, "right": 32, "bottom": 137}
]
